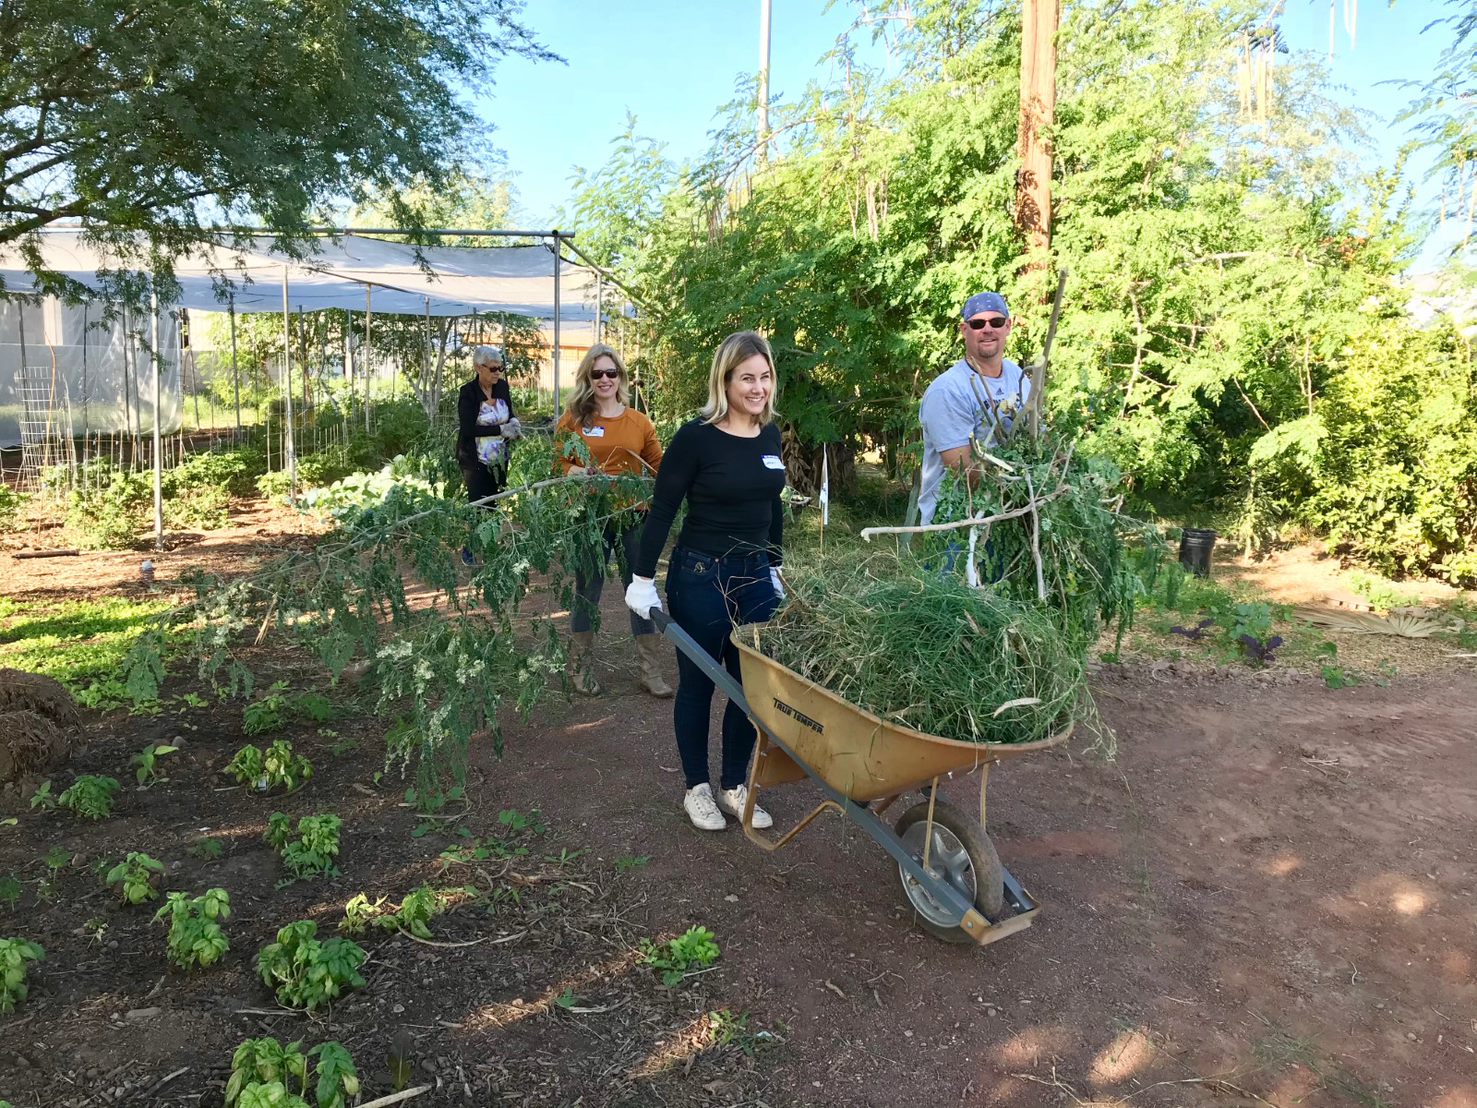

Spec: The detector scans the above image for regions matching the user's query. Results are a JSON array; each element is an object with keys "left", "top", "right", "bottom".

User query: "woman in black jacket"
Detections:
[{"left": 456, "top": 345, "right": 522, "bottom": 564}]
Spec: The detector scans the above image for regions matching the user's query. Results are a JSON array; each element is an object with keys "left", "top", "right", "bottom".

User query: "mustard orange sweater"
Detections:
[{"left": 555, "top": 408, "right": 663, "bottom": 477}]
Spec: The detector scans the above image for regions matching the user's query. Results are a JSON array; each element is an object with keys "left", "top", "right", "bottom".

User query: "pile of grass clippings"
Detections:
[{"left": 758, "top": 555, "right": 1084, "bottom": 745}]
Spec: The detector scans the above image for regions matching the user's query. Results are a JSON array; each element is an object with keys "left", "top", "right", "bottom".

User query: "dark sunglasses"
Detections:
[
  {"left": 590, "top": 368, "right": 621, "bottom": 380},
  {"left": 482, "top": 362, "right": 505, "bottom": 372},
  {"left": 965, "top": 317, "right": 1009, "bottom": 331}
]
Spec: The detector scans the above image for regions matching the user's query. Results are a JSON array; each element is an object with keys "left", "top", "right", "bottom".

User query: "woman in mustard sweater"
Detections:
[{"left": 555, "top": 343, "right": 668, "bottom": 697}]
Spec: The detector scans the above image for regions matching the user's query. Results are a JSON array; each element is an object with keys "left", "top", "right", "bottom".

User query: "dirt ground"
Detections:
[{"left": 1, "top": 514, "right": 1475, "bottom": 1108}]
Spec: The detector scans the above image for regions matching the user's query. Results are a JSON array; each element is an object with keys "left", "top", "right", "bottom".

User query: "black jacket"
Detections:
[{"left": 456, "top": 377, "right": 515, "bottom": 465}]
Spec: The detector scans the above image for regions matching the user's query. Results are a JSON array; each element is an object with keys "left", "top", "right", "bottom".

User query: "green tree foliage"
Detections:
[
  {"left": 563, "top": 0, "right": 1475, "bottom": 578},
  {"left": 1, "top": 0, "right": 556, "bottom": 297},
  {"left": 1399, "top": 1, "right": 1477, "bottom": 253}
]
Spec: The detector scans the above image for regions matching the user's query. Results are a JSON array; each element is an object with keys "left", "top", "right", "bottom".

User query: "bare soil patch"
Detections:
[{"left": 1, "top": 554, "right": 1474, "bottom": 1107}]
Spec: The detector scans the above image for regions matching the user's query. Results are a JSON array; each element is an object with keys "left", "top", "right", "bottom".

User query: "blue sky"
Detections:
[{"left": 479, "top": 1, "right": 1458, "bottom": 262}]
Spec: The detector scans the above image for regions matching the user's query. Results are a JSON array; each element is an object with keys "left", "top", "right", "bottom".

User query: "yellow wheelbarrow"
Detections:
[{"left": 651, "top": 611, "right": 1070, "bottom": 946}]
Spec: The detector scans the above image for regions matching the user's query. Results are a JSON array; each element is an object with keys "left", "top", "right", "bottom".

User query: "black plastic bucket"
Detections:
[{"left": 1178, "top": 528, "right": 1217, "bottom": 578}]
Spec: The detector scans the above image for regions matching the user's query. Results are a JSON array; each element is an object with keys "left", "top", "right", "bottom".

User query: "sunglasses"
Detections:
[
  {"left": 590, "top": 368, "right": 621, "bottom": 380},
  {"left": 965, "top": 317, "right": 1009, "bottom": 331},
  {"left": 482, "top": 363, "right": 504, "bottom": 372}
]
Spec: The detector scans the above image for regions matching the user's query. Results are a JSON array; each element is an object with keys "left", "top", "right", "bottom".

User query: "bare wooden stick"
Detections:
[
  {"left": 1028, "top": 267, "right": 1070, "bottom": 439},
  {"left": 356, "top": 1086, "right": 434, "bottom": 1108},
  {"left": 859, "top": 485, "right": 1069, "bottom": 541},
  {"left": 1023, "top": 469, "right": 1047, "bottom": 601}
]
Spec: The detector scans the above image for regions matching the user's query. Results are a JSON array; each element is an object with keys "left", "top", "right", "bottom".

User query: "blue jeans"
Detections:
[{"left": 665, "top": 547, "right": 780, "bottom": 790}]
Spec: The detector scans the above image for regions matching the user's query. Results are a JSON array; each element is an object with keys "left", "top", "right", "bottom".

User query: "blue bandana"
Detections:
[{"left": 961, "top": 291, "right": 1009, "bottom": 319}]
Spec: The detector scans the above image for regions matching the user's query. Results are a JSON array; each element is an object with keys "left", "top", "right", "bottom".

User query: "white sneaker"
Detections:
[
  {"left": 683, "top": 784, "right": 727, "bottom": 832},
  {"left": 716, "top": 784, "right": 773, "bottom": 830}
]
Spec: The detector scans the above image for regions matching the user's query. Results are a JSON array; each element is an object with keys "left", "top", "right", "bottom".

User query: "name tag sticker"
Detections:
[
  {"left": 761, "top": 454, "right": 785, "bottom": 470},
  {"left": 582, "top": 426, "right": 605, "bottom": 438}
]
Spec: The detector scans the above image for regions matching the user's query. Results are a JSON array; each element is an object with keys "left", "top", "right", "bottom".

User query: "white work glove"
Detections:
[
  {"left": 769, "top": 567, "right": 785, "bottom": 599},
  {"left": 501, "top": 417, "right": 523, "bottom": 441},
  {"left": 625, "top": 575, "right": 661, "bottom": 619}
]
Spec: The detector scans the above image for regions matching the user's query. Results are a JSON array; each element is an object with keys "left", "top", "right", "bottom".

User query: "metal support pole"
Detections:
[
  {"left": 552, "top": 231, "right": 562, "bottom": 409},
  {"left": 150, "top": 290, "right": 163, "bottom": 550},
  {"left": 423, "top": 296, "right": 432, "bottom": 417},
  {"left": 281, "top": 267, "right": 298, "bottom": 500},
  {"left": 594, "top": 270, "right": 603, "bottom": 345},
  {"left": 229, "top": 295, "right": 241, "bottom": 435},
  {"left": 80, "top": 302, "right": 91, "bottom": 450},
  {"left": 364, "top": 286, "right": 373, "bottom": 433}
]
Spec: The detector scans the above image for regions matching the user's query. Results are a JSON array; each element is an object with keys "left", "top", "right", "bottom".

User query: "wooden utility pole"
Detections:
[
  {"left": 757, "top": 0, "right": 772, "bottom": 166},
  {"left": 1016, "top": 0, "right": 1060, "bottom": 260}
]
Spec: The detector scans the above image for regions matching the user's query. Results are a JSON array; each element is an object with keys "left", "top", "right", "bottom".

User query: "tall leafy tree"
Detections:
[{"left": 0, "top": 0, "right": 557, "bottom": 296}]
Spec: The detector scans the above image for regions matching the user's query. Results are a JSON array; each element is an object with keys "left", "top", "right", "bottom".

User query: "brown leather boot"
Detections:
[
  {"left": 568, "top": 631, "right": 600, "bottom": 696},
  {"left": 634, "top": 634, "right": 674, "bottom": 698}
]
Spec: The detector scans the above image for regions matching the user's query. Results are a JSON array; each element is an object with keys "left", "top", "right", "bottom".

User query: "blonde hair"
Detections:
[
  {"left": 701, "top": 331, "right": 778, "bottom": 426},
  {"left": 566, "top": 343, "right": 630, "bottom": 427}
]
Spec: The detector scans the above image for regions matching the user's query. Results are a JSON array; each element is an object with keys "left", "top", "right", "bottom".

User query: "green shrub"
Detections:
[
  {"left": 105, "top": 852, "right": 165, "bottom": 905},
  {"left": 0, "top": 937, "right": 44, "bottom": 1014},
  {"left": 228, "top": 740, "right": 313, "bottom": 792},
  {"left": 256, "top": 921, "right": 366, "bottom": 1010},
  {"left": 0, "top": 485, "right": 25, "bottom": 531},
  {"left": 154, "top": 888, "right": 231, "bottom": 969},
  {"left": 639, "top": 925, "right": 720, "bottom": 987},
  {"left": 264, "top": 813, "right": 341, "bottom": 880},
  {"left": 225, "top": 1037, "right": 358, "bottom": 1108},
  {"left": 58, "top": 775, "right": 121, "bottom": 821}
]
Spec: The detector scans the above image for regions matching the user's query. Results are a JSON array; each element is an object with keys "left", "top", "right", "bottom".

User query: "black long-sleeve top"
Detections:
[
  {"left": 455, "top": 377, "right": 514, "bottom": 465},
  {"left": 634, "top": 418, "right": 785, "bottom": 577}
]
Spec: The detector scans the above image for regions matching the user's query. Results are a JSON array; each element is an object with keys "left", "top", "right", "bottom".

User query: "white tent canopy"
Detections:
[{"left": 0, "top": 230, "right": 603, "bottom": 319}]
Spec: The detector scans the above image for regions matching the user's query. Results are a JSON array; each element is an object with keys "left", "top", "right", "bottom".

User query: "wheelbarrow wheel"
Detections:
[{"left": 895, "top": 800, "right": 1004, "bottom": 943}]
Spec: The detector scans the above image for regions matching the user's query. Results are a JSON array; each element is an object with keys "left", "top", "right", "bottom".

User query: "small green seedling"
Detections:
[
  {"left": 615, "top": 854, "right": 651, "bottom": 873},
  {"left": 37, "top": 846, "right": 72, "bottom": 902},
  {"left": 191, "top": 837, "right": 225, "bottom": 861},
  {"left": 0, "top": 874, "right": 21, "bottom": 909},
  {"left": 264, "top": 813, "right": 342, "bottom": 881},
  {"left": 132, "top": 743, "right": 179, "bottom": 786},
  {"left": 256, "top": 921, "right": 366, "bottom": 1010},
  {"left": 28, "top": 780, "right": 55, "bottom": 810},
  {"left": 639, "top": 925, "right": 721, "bottom": 987},
  {"left": 228, "top": 740, "right": 313, "bottom": 794},
  {"left": 496, "top": 808, "right": 545, "bottom": 835},
  {"left": 0, "top": 936, "right": 44, "bottom": 1014},
  {"left": 58, "top": 775, "right": 121, "bottom": 821},
  {"left": 82, "top": 918, "right": 108, "bottom": 944},
  {"left": 105, "top": 852, "right": 166, "bottom": 905},
  {"left": 154, "top": 888, "right": 231, "bottom": 969}
]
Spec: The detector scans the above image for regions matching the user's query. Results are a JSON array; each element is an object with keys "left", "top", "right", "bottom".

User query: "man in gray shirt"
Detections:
[{"left": 917, "top": 291, "right": 1032, "bottom": 524}]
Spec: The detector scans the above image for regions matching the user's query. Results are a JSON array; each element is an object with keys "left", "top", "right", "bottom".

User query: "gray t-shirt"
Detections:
[{"left": 917, "top": 357, "right": 1031, "bottom": 524}]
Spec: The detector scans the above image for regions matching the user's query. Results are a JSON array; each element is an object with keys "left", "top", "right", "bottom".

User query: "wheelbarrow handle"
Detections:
[{"left": 648, "top": 609, "right": 752, "bottom": 716}]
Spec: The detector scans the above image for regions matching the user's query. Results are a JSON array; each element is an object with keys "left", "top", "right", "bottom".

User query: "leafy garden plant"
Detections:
[
  {"left": 57, "top": 775, "right": 121, "bottom": 821},
  {"left": 228, "top": 741, "right": 313, "bottom": 794},
  {"left": 154, "top": 888, "right": 232, "bottom": 969},
  {"left": 264, "top": 813, "right": 342, "bottom": 880},
  {"left": 225, "top": 1037, "right": 359, "bottom": 1108},
  {"left": 0, "top": 937, "right": 44, "bottom": 1014},
  {"left": 256, "top": 921, "right": 366, "bottom": 1010},
  {"left": 639, "top": 925, "right": 720, "bottom": 987},
  {"left": 340, "top": 884, "right": 463, "bottom": 939},
  {"left": 105, "top": 852, "right": 165, "bottom": 905}
]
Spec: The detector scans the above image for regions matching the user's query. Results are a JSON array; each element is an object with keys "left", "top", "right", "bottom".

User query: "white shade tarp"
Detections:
[{"left": 0, "top": 231, "right": 602, "bottom": 318}]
